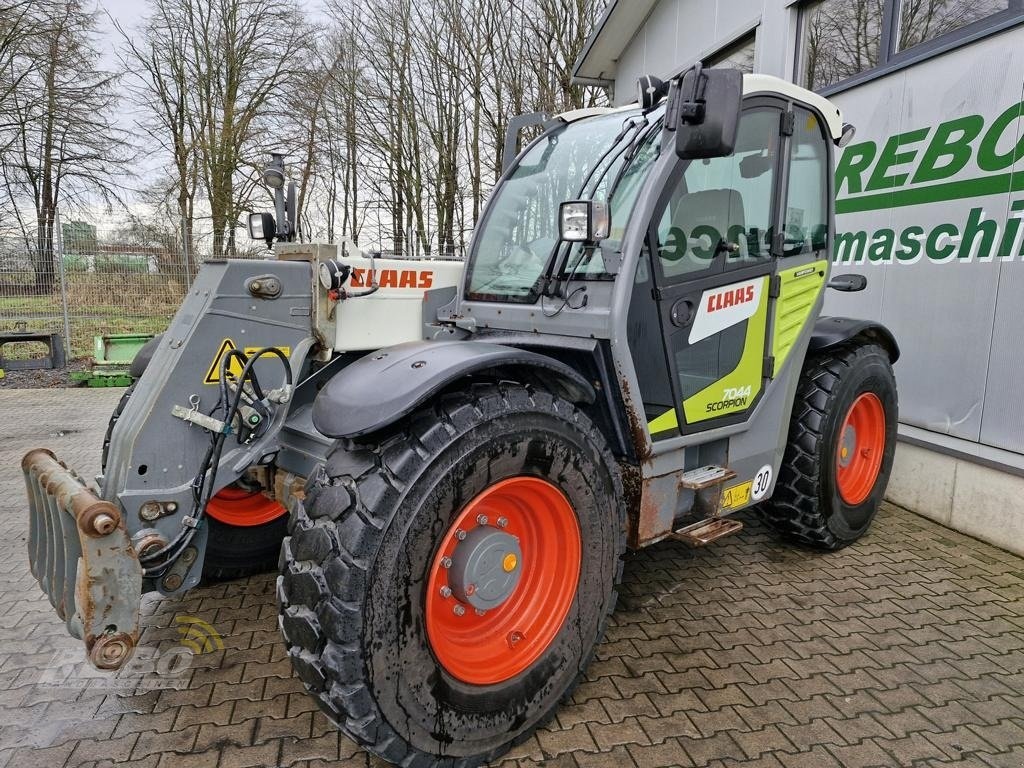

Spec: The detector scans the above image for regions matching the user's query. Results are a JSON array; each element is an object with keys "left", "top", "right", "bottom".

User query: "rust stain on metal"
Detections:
[
  {"left": 635, "top": 477, "right": 675, "bottom": 549},
  {"left": 23, "top": 448, "right": 142, "bottom": 671},
  {"left": 620, "top": 463, "right": 642, "bottom": 549},
  {"left": 619, "top": 374, "right": 653, "bottom": 463}
]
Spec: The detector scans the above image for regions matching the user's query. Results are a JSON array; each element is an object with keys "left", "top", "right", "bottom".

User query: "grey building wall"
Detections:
[{"left": 612, "top": 1, "right": 798, "bottom": 105}]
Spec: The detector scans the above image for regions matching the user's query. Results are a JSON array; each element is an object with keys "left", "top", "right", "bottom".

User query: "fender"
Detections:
[
  {"left": 129, "top": 333, "right": 164, "bottom": 378},
  {"left": 809, "top": 316, "right": 900, "bottom": 362},
  {"left": 312, "top": 339, "right": 596, "bottom": 439}
]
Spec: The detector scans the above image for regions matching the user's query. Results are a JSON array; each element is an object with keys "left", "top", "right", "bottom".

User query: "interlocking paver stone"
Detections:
[{"left": 3, "top": 388, "right": 1024, "bottom": 768}]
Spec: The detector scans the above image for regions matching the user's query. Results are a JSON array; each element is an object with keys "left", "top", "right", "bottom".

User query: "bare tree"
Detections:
[
  {"left": 301, "top": 0, "right": 606, "bottom": 254},
  {"left": 124, "top": 0, "right": 310, "bottom": 257},
  {"left": 119, "top": 0, "right": 203, "bottom": 271},
  {"left": 2, "top": 0, "right": 127, "bottom": 293},
  {"left": 0, "top": 1, "right": 41, "bottom": 148}
]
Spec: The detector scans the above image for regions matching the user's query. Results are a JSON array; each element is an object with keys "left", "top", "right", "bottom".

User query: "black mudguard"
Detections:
[
  {"left": 129, "top": 333, "right": 164, "bottom": 378},
  {"left": 312, "top": 340, "right": 596, "bottom": 439},
  {"left": 809, "top": 317, "right": 900, "bottom": 362}
]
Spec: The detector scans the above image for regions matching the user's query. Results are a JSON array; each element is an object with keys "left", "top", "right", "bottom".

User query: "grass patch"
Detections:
[{"left": 1, "top": 272, "right": 181, "bottom": 358}]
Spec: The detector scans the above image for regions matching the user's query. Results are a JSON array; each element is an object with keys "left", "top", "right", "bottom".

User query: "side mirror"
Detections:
[
  {"left": 559, "top": 200, "right": 610, "bottom": 243},
  {"left": 673, "top": 64, "right": 743, "bottom": 160},
  {"left": 828, "top": 273, "right": 868, "bottom": 292},
  {"left": 248, "top": 212, "right": 276, "bottom": 247},
  {"left": 739, "top": 152, "right": 773, "bottom": 179}
]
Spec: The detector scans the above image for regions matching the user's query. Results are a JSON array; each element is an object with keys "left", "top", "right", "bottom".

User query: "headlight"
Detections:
[
  {"left": 248, "top": 213, "right": 275, "bottom": 242},
  {"left": 262, "top": 167, "right": 286, "bottom": 189},
  {"left": 318, "top": 259, "right": 351, "bottom": 290},
  {"left": 558, "top": 200, "right": 611, "bottom": 243}
]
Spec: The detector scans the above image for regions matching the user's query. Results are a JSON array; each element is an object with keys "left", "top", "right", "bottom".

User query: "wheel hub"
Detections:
[
  {"left": 835, "top": 392, "right": 886, "bottom": 505},
  {"left": 448, "top": 526, "right": 522, "bottom": 611},
  {"left": 424, "top": 476, "right": 581, "bottom": 685},
  {"left": 205, "top": 485, "right": 286, "bottom": 527},
  {"left": 838, "top": 424, "right": 857, "bottom": 468}
]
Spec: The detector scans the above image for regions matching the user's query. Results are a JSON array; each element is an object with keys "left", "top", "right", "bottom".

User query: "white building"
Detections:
[{"left": 575, "top": 0, "right": 1024, "bottom": 554}]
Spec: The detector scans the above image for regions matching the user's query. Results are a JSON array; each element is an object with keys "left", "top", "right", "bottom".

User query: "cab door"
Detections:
[{"left": 643, "top": 101, "right": 785, "bottom": 437}]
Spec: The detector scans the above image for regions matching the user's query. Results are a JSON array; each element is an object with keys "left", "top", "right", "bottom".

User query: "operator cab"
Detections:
[{"left": 460, "top": 69, "right": 848, "bottom": 447}]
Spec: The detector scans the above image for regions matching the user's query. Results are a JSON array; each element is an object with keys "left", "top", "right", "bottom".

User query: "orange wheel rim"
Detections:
[
  {"left": 205, "top": 485, "right": 286, "bottom": 527},
  {"left": 425, "top": 476, "right": 581, "bottom": 685},
  {"left": 836, "top": 392, "right": 886, "bottom": 505}
]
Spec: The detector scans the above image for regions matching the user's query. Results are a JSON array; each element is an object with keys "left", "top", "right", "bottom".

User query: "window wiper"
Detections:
[
  {"left": 606, "top": 117, "right": 663, "bottom": 202},
  {"left": 514, "top": 134, "right": 560, "bottom": 178},
  {"left": 540, "top": 117, "right": 649, "bottom": 297}
]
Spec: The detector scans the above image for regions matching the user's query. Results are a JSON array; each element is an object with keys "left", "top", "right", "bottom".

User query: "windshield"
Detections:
[{"left": 465, "top": 106, "right": 665, "bottom": 303}]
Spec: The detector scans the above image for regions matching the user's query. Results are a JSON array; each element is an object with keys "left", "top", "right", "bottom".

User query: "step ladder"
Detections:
[
  {"left": 671, "top": 517, "right": 744, "bottom": 546},
  {"left": 678, "top": 465, "right": 736, "bottom": 490},
  {"left": 671, "top": 465, "right": 743, "bottom": 546}
]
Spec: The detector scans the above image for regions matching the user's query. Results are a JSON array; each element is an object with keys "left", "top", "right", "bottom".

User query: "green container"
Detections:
[{"left": 93, "top": 334, "right": 154, "bottom": 367}]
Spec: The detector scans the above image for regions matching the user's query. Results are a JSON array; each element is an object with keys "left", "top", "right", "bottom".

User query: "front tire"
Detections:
[
  {"left": 278, "top": 383, "right": 626, "bottom": 766},
  {"left": 762, "top": 342, "right": 898, "bottom": 550}
]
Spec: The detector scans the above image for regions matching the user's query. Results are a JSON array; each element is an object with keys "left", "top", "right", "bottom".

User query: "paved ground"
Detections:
[{"left": 2, "top": 388, "right": 1024, "bottom": 768}]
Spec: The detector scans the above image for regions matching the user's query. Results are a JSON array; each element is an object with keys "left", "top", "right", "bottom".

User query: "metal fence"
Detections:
[
  {"left": 0, "top": 216, "right": 262, "bottom": 360},
  {"left": 0, "top": 215, "right": 468, "bottom": 361}
]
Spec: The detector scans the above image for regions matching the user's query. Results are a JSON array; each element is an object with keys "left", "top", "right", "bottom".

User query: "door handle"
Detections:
[{"left": 670, "top": 299, "right": 696, "bottom": 328}]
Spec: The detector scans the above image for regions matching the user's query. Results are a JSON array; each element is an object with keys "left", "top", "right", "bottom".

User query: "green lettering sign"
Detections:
[
  {"left": 912, "top": 115, "right": 983, "bottom": 184},
  {"left": 978, "top": 101, "right": 1024, "bottom": 171},
  {"left": 866, "top": 129, "right": 929, "bottom": 192},
  {"left": 835, "top": 141, "right": 876, "bottom": 196}
]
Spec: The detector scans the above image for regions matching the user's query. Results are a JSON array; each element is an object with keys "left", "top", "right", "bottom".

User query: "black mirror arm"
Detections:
[
  {"left": 679, "top": 61, "right": 706, "bottom": 125},
  {"left": 828, "top": 273, "right": 868, "bottom": 292}
]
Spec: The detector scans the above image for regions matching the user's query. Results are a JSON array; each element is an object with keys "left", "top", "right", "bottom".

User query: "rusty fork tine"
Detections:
[
  {"left": 22, "top": 448, "right": 142, "bottom": 670},
  {"left": 24, "top": 462, "right": 43, "bottom": 580}
]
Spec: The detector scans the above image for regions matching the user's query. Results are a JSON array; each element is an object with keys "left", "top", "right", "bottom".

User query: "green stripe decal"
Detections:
[{"left": 836, "top": 172, "right": 1021, "bottom": 214}]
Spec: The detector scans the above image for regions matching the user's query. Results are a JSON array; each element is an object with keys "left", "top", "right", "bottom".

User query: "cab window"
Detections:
[
  {"left": 652, "top": 107, "right": 781, "bottom": 281},
  {"left": 782, "top": 106, "right": 829, "bottom": 256}
]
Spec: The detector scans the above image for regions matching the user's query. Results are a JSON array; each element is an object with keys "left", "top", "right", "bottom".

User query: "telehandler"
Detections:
[{"left": 24, "top": 66, "right": 898, "bottom": 766}]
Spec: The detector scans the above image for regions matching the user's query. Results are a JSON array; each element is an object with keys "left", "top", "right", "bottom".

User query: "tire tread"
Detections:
[
  {"left": 277, "top": 382, "right": 626, "bottom": 767},
  {"left": 761, "top": 342, "right": 895, "bottom": 550}
]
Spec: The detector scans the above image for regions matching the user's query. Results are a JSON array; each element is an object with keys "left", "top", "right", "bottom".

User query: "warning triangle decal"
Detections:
[{"left": 203, "top": 339, "right": 243, "bottom": 384}]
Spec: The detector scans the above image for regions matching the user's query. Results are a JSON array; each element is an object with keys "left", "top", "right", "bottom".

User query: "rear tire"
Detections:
[
  {"left": 277, "top": 383, "right": 626, "bottom": 766},
  {"left": 203, "top": 513, "right": 289, "bottom": 581},
  {"left": 102, "top": 384, "right": 287, "bottom": 580},
  {"left": 761, "top": 342, "right": 898, "bottom": 550}
]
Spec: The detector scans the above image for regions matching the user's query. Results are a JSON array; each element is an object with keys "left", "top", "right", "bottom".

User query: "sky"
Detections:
[{"left": 95, "top": 0, "right": 145, "bottom": 68}]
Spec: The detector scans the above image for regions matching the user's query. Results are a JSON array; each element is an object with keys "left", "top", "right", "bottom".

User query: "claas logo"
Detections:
[
  {"left": 350, "top": 268, "right": 434, "bottom": 289},
  {"left": 707, "top": 284, "right": 755, "bottom": 313}
]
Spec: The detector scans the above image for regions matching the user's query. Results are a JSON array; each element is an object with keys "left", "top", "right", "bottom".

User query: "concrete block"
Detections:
[
  {"left": 886, "top": 443, "right": 957, "bottom": 527},
  {"left": 950, "top": 460, "right": 1024, "bottom": 558}
]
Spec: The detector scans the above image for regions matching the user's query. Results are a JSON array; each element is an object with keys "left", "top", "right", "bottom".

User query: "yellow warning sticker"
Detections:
[
  {"left": 204, "top": 340, "right": 290, "bottom": 384},
  {"left": 204, "top": 339, "right": 240, "bottom": 384},
  {"left": 721, "top": 480, "right": 752, "bottom": 511}
]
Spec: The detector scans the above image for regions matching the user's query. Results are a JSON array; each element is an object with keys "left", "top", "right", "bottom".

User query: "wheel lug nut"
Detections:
[
  {"left": 496, "top": 517, "right": 508, "bottom": 528},
  {"left": 440, "top": 586, "right": 452, "bottom": 598},
  {"left": 453, "top": 604, "right": 465, "bottom": 616},
  {"left": 441, "top": 557, "right": 452, "bottom": 568},
  {"left": 475, "top": 608, "right": 487, "bottom": 616},
  {"left": 476, "top": 514, "right": 488, "bottom": 526},
  {"left": 455, "top": 529, "right": 467, "bottom": 541}
]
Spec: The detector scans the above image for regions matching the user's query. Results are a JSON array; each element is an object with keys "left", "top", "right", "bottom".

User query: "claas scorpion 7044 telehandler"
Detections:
[{"left": 24, "top": 67, "right": 898, "bottom": 766}]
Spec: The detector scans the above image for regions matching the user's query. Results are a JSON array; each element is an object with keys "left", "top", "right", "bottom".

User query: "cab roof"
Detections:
[{"left": 556, "top": 73, "right": 844, "bottom": 143}]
